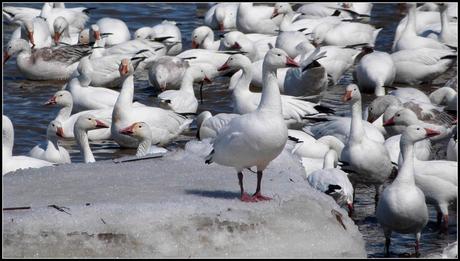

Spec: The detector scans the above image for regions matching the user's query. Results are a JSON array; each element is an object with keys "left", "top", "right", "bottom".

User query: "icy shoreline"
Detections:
[{"left": 3, "top": 147, "right": 366, "bottom": 258}]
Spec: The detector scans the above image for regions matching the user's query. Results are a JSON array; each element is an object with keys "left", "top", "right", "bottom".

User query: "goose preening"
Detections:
[
  {"left": 220, "top": 53, "right": 334, "bottom": 127},
  {"left": 147, "top": 56, "right": 190, "bottom": 91},
  {"left": 94, "top": 17, "right": 130, "bottom": 47},
  {"left": 204, "top": 3, "right": 238, "bottom": 31},
  {"left": 235, "top": 3, "right": 280, "bottom": 35},
  {"left": 38, "top": 2, "right": 91, "bottom": 35},
  {"left": 376, "top": 125, "right": 439, "bottom": 257},
  {"left": 29, "top": 120, "right": 71, "bottom": 164},
  {"left": 306, "top": 149, "right": 354, "bottom": 217},
  {"left": 191, "top": 26, "right": 221, "bottom": 50},
  {"left": 74, "top": 114, "right": 110, "bottom": 163},
  {"left": 429, "top": 87, "right": 458, "bottom": 112},
  {"left": 221, "top": 30, "right": 277, "bottom": 62},
  {"left": 158, "top": 65, "right": 212, "bottom": 113},
  {"left": 3, "top": 115, "right": 54, "bottom": 175},
  {"left": 44, "top": 90, "right": 112, "bottom": 140},
  {"left": 119, "top": 122, "right": 169, "bottom": 157},
  {"left": 111, "top": 58, "right": 192, "bottom": 148},
  {"left": 205, "top": 48, "right": 298, "bottom": 202},
  {"left": 354, "top": 46, "right": 395, "bottom": 96},
  {"left": 339, "top": 84, "right": 393, "bottom": 202},
  {"left": 53, "top": 16, "right": 80, "bottom": 45}
]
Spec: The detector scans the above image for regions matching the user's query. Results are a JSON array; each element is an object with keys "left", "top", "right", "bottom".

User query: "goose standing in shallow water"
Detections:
[
  {"left": 339, "top": 84, "right": 394, "bottom": 203},
  {"left": 3, "top": 115, "right": 54, "bottom": 175},
  {"left": 377, "top": 125, "right": 441, "bottom": 257},
  {"left": 119, "top": 122, "right": 169, "bottom": 157},
  {"left": 74, "top": 114, "right": 110, "bottom": 163},
  {"left": 205, "top": 48, "right": 299, "bottom": 202},
  {"left": 29, "top": 120, "right": 71, "bottom": 164}
]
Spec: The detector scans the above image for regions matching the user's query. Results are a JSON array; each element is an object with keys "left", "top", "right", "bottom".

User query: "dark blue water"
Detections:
[{"left": 2, "top": 3, "right": 457, "bottom": 258}]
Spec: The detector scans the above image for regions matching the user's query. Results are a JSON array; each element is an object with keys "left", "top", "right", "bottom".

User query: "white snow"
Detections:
[{"left": 3, "top": 144, "right": 366, "bottom": 258}]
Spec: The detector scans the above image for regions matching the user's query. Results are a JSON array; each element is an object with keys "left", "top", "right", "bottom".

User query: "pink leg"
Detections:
[
  {"left": 347, "top": 203, "right": 354, "bottom": 217},
  {"left": 414, "top": 232, "right": 421, "bottom": 257},
  {"left": 436, "top": 211, "right": 443, "bottom": 226},
  {"left": 442, "top": 214, "right": 449, "bottom": 234},
  {"left": 238, "top": 172, "right": 257, "bottom": 202},
  {"left": 252, "top": 171, "right": 272, "bottom": 201}
]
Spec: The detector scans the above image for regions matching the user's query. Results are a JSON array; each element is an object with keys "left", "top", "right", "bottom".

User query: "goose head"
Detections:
[
  {"left": 45, "top": 90, "right": 73, "bottom": 107},
  {"left": 78, "top": 28, "right": 90, "bottom": 45},
  {"left": 342, "top": 84, "right": 361, "bottom": 103},
  {"left": 118, "top": 58, "right": 135, "bottom": 77},
  {"left": 4, "top": 39, "right": 30, "bottom": 64},
  {"left": 189, "top": 65, "right": 213, "bottom": 84},
  {"left": 264, "top": 48, "right": 299, "bottom": 70},
  {"left": 75, "top": 114, "right": 109, "bottom": 132},
  {"left": 119, "top": 122, "right": 152, "bottom": 141},
  {"left": 191, "top": 26, "right": 213, "bottom": 49},
  {"left": 382, "top": 108, "right": 419, "bottom": 127},
  {"left": 218, "top": 53, "right": 252, "bottom": 71},
  {"left": 90, "top": 24, "right": 101, "bottom": 42},
  {"left": 222, "top": 31, "right": 245, "bottom": 50},
  {"left": 367, "top": 95, "right": 400, "bottom": 123},
  {"left": 47, "top": 120, "right": 64, "bottom": 139},
  {"left": 53, "top": 16, "right": 69, "bottom": 44},
  {"left": 401, "top": 125, "right": 440, "bottom": 145},
  {"left": 22, "top": 20, "right": 36, "bottom": 48},
  {"left": 134, "top": 27, "right": 152, "bottom": 39},
  {"left": 273, "top": 2, "right": 293, "bottom": 17}
]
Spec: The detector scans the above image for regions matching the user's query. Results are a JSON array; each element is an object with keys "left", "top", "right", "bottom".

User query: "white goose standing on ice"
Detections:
[
  {"left": 376, "top": 125, "right": 440, "bottom": 257},
  {"left": 205, "top": 48, "right": 299, "bottom": 202}
]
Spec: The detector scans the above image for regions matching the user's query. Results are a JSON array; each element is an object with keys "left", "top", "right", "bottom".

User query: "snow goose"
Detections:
[
  {"left": 420, "top": 4, "right": 458, "bottom": 48},
  {"left": 384, "top": 134, "right": 431, "bottom": 163},
  {"left": 393, "top": 4, "right": 452, "bottom": 51},
  {"left": 191, "top": 26, "right": 220, "bottom": 50},
  {"left": 275, "top": 31, "right": 311, "bottom": 58},
  {"left": 391, "top": 48, "right": 456, "bottom": 85},
  {"left": 3, "top": 39, "right": 91, "bottom": 81},
  {"left": 112, "top": 58, "right": 192, "bottom": 148},
  {"left": 429, "top": 87, "right": 457, "bottom": 112},
  {"left": 176, "top": 49, "right": 232, "bottom": 73},
  {"left": 39, "top": 2, "right": 90, "bottom": 35},
  {"left": 235, "top": 3, "right": 279, "bottom": 35},
  {"left": 3, "top": 115, "right": 54, "bottom": 175},
  {"left": 94, "top": 17, "right": 130, "bottom": 47},
  {"left": 219, "top": 54, "right": 334, "bottom": 127},
  {"left": 312, "top": 21, "right": 382, "bottom": 47},
  {"left": 67, "top": 56, "right": 144, "bottom": 112},
  {"left": 29, "top": 120, "right": 71, "bottom": 164},
  {"left": 354, "top": 46, "right": 395, "bottom": 96},
  {"left": 3, "top": 5, "right": 41, "bottom": 25},
  {"left": 157, "top": 65, "right": 212, "bottom": 113},
  {"left": 44, "top": 90, "right": 112, "bottom": 140},
  {"left": 119, "top": 122, "right": 169, "bottom": 157},
  {"left": 376, "top": 125, "right": 436, "bottom": 257},
  {"left": 74, "top": 114, "right": 109, "bottom": 163},
  {"left": 221, "top": 31, "right": 277, "bottom": 62},
  {"left": 288, "top": 130, "right": 345, "bottom": 160},
  {"left": 53, "top": 16, "right": 79, "bottom": 45},
  {"left": 20, "top": 17, "right": 52, "bottom": 48},
  {"left": 205, "top": 48, "right": 299, "bottom": 202},
  {"left": 204, "top": 3, "right": 238, "bottom": 31},
  {"left": 196, "top": 111, "right": 239, "bottom": 140},
  {"left": 306, "top": 149, "right": 354, "bottom": 216},
  {"left": 148, "top": 56, "right": 190, "bottom": 91},
  {"left": 339, "top": 84, "right": 393, "bottom": 202},
  {"left": 148, "top": 20, "right": 182, "bottom": 55},
  {"left": 380, "top": 107, "right": 454, "bottom": 141}
]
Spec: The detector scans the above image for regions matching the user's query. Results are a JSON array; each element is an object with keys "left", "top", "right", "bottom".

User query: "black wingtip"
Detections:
[
  {"left": 314, "top": 105, "right": 335, "bottom": 114},
  {"left": 83, "top": 7, "right": 96, "bottom": 14},
  {"left": 331, "top": 10, "right": 341, "bottom": 16},
  {"left": 325, "top": 184, "right": 342, "bottom": 195},
  {"left": 441, "top": 54, "right": 457, "bottom": 60},
  {"left": 135, "top": 49, "right": 149, "bottom": 55},
  {"left": 288, "top": 136, "right": 303, "bottom": 143},
  {"left": 205, "top": 149, "right": 215, "bottom": 164}
]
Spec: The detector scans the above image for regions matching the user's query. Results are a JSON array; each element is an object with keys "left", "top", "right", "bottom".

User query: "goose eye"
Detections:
[
  {"left": 277, "top": 54, "right": 281, "bottom": 56},
  {"left": 52, "top": 124, "right": 55, "bottom": 127},
  {"left": 88, "top": 117, "right": 91, "bottom": 120},
  {"left": 139, "top": 126, "right": 142, "bottom": 128},
  {"left": 369, "top": 107, "right": 373, "bottom": 111},
  {"left": 397, "top": 114, "right": 400, "bottom": 117},
  {"left": 417, "top": 128, "right": 420, "bottom": 130},
  {"left": 194, "top": 35, "right": 197, "bottom": 38}
]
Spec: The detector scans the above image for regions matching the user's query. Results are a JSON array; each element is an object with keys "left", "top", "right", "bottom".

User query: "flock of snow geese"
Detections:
[{"left": 2, "top": 2, "right": 458, "bottom": 257}]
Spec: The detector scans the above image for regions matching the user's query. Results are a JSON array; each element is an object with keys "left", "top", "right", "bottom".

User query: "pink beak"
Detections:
[
  {"left": 119, "top": 64, "right": 129, "bottom": 75},
  {"left": 218, "top": 22, "right": 224, "bottom": 32},
  {"left": 95, "top": 120, "right": 109, "bottom": 128},
  {"left": 44, "top": 96, "right": 57, "bottom": 105},
  {"left": 56, "top": 127, "right": 64, "bottom": 138},
  {"left": 218, "top": 62, "right": 230, "bottom": 71},
  {"left": 53, "top": 32, "right": 61, "bottom": 44},
  {"left": 94, "top": 31, "right": 101, "bottom": 41},
  {"left": 231, "top": 42, "right": 241, "bottom": 49},
  {"left": 367, "top": 115, "right": 375, "bottom": 123},
  {"left": 342, "top": 91, "right": 353, "bottom": 102},
  {"left": 191, "top": 40, "right": 199, "bottom": 49},
  {"left": 27, "top": 31, "right": 35, "bottom": 48},
  {"left": 4, "top": 51, "right": 10, "bottom": 64},
  {"left": 203, "top": 75, "right": 212, "bottom": 83},
  {"left": 383, "top": 117, "right": 395, "bottom": 126},
  {"left": 271, "top": 9, "right": 279, "bottom": 18},
  {"left": 120, "top": 124, "right": 135, "bottom": 135},
  {"left": 286, "top": 56, "right": 299, "bottom": 67},
  {"left": 425, "top": 128, "right": 441, "bottom": 137}
]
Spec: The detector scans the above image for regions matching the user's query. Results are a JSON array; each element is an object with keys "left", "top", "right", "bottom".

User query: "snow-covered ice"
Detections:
[{"left": 3, "top": 143, "right": 366, "bottom": 258}]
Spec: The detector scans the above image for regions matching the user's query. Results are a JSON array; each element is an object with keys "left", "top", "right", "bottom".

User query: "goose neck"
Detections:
[
  {"left": 179, "top": 70, "right": 196, "bottom": 93},
  {"left": 323, "top": 150, "right": 338, "bottom": 169},
  {"left": 395, "top": 139, "right": 415, "bottom": 185},
  {"left": 349, "top": 99, "right": 365, "bottom": 142},
  {"left": 56, "top": 103, "right": 72, "bottom": 122},
  {"left": 116, "top": 75, "right": 135, "bottom": 108},
  {"left": 403, "top": 6, "right": 417, "bottom": 37},
  {"left": 258, "top": 66, "right": 282, "bottom": 113},
  {"left": 75, "top": 129, "right": 95, "bottom": 163}
]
